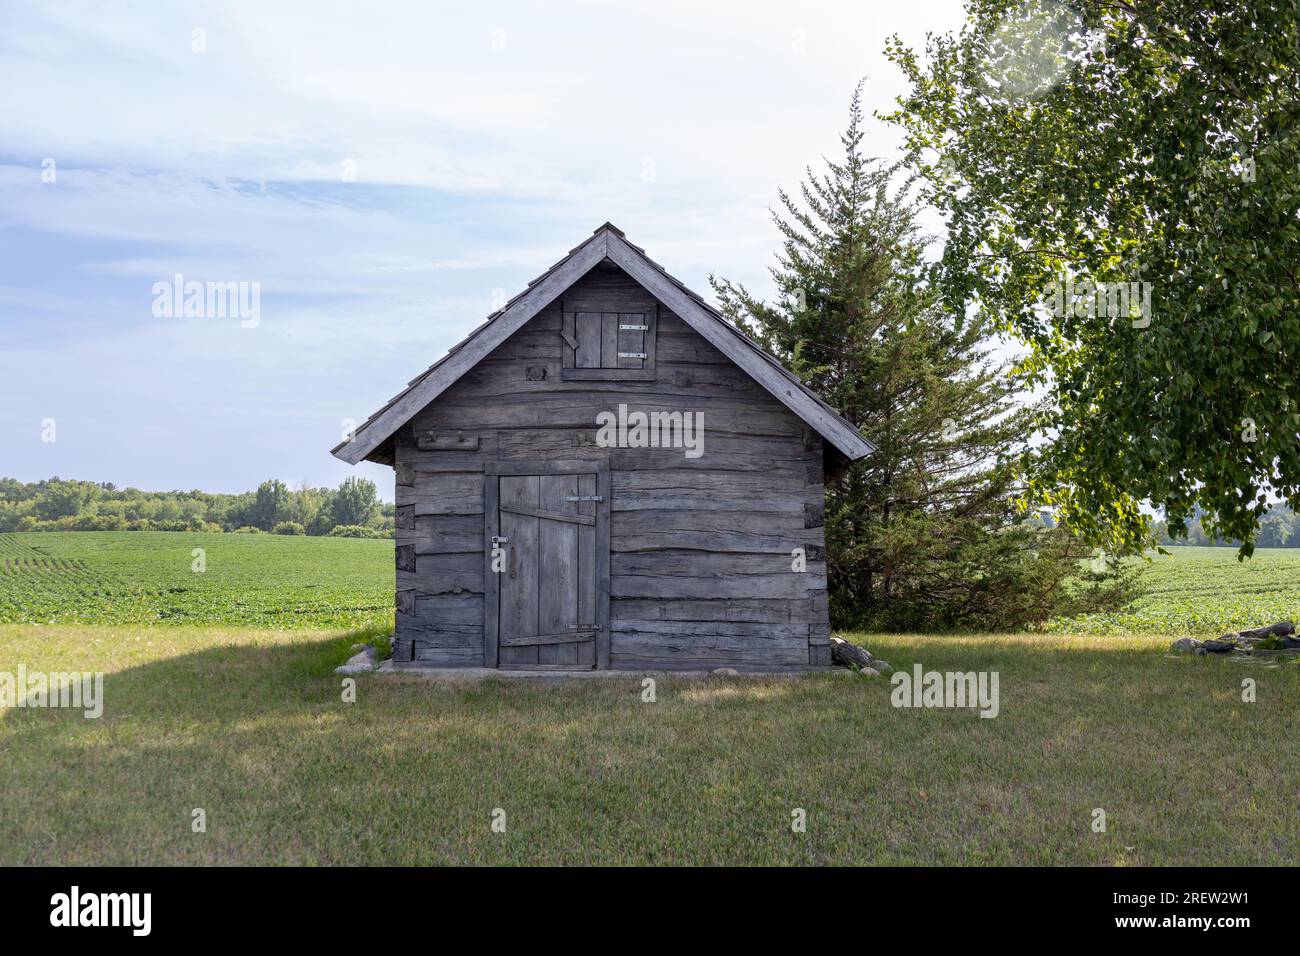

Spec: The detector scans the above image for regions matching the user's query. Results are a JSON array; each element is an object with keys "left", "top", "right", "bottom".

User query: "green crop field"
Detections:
[
  {"left": 1047, "top": 546, "right": 1300, "bottom": 637},
  {"left": 0, "top": 532, "right": 393, "bottom": 629},
  {"left": 2, "top": 532, "right": 1296, "bottom": 638}
]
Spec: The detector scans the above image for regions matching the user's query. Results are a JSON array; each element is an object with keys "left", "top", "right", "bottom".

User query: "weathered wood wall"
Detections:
[{"left": 393, "top": 264, "right": 831, "bottom": 669}]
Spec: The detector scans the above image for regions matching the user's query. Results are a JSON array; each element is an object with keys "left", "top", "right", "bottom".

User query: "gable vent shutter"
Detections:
[
  {"left": 561, "top": 305, "right": 655, "bottom": 374},
  {"left": 574, "top": 312, "right": 606, "bottom": 368}
]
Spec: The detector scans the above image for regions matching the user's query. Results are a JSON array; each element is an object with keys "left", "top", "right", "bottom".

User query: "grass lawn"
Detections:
[{"left": 1, "top": 624, "right": 1295, "bottom": 865}]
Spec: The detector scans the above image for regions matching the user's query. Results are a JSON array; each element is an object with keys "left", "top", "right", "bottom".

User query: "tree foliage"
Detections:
[
  {"left": 331, "top": 476, "right": 380, "bottom": 528},
  {"left": 884, "top": 0, "right": 1300, "bottom": 556},
  {"left": 711, "top": 86, "right": 1134, "bottom": 630},
  {"left": 0, "top": 476, "right": 393, "bottom": 536}
]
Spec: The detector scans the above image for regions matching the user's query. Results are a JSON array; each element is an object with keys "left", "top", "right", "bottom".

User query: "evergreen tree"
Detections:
[{"left": 711, "top": 87, "right": 1132, "bottom": 630}]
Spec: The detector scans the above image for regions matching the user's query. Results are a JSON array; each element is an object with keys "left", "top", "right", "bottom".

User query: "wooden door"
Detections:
[{"left": 485, "top": 466, "right": 609, "bottom": 669}]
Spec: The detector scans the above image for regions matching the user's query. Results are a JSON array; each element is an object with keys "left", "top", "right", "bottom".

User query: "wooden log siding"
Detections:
[{"left": 393, "top": 266, "right": 830, "bottom": 669}]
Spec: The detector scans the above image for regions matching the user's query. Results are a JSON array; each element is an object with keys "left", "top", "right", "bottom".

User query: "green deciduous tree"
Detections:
[
  {"left": 251, "top": 479, "right": 292, "bottom": 531},
  {"left": 884, "top": 0, "right": 1300, "bottom": 557},
  {"left": 34, "top": 478, "right": 99, "bottom": 521},
  {"left": 331, "top": 476, "right": 379, "bottom": 528}
]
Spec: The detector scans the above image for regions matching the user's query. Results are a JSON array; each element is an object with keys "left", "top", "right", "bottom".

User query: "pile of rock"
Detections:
[
  {"left": 829, "top": 636, "right": 893, "bottom": 676},
  {"left": 1170, "top": 621, "right": 1300, "bottom": 656}
]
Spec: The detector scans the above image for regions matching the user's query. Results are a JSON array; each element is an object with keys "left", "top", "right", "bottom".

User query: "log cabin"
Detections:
[{"left": 331, "top": 223, "right": 873, "bottom": 671}]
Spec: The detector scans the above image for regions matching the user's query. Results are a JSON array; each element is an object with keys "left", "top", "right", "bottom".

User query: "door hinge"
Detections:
[
  {"left": 564, "top": 495, "right": 603, "bottom": 502},
  {"left": 566, "top": 624, "right": 601, "bottom": 632},
  {"left": 491, "top": 536, "right": 509, "bottom": 545},
  {"left": 617, "top": 352, "right": 646, "bottom": 359},
  {"left": 618, "top": 324, "right": 648, "bottom": 331}
]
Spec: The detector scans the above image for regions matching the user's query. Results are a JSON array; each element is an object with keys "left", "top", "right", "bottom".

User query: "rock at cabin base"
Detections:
[
  {"left": 829, "top": 636, "right": 873, "bottom": 667},
  {"left": 1201, "top": 640, "right": 1235, "bottom": 654},
  {"left": 860, "top": 667, "right": 880, "bottom": 677},
  {"left": 335, "top": 644, "right": 378, "bottom": 675},
  {"left": 1170, "top": 637, "right": 1203, "bottom": 654},
  {"left": 710, "top": 667, "right": 740, "bottom": 677},
  {"left": 829, "top": 636, "right": 892, "bottom": 676}
]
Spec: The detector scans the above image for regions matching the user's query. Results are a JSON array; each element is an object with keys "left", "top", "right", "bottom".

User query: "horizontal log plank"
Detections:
[
  {"left": 611, "top": 574, "right": 822, "bottom": 600},
  {"left": 404, "top": 514, "right": 483, "bottom": 554},
  {"left": 407, "top": 472, "right": 484, "bottom": 516},
  {"left": 612, "top": 621, "right": 808, "bottom": 640},
  {"left": 412, "top": 594, "right": 483, "bottom": 625},
  {"left": 412, "top": 645, "right": 484, "bottom": 665},
  {"left": 612, "top": 597, "right": 817, "bottom": 624}
]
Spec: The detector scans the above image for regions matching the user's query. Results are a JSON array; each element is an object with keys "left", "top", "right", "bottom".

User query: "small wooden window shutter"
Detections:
[
  {"left": 561, "top": 303, "right": 656, "bottom": 374},
  {"left": 616, "top": 313, "right": 646, "bottom": 368},
  {"left": 574, "top": 312, "right": 604, "bottom": 368}
]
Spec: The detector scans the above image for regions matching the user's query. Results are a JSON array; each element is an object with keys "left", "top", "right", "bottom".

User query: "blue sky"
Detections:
[{"left": 0, "top": 0, "right": 963, "bottom": 500}]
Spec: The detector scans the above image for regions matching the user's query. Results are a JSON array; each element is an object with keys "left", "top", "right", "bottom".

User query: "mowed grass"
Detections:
[
  {"left": 1047, "top": 546, "right": 1300, "bottom": 637},
  {"left": 1, "top": 534, "right": 1297, "bottom": 864},
  {"left": 0, "top": 532, "right": 393, "bottom": 629},
  {"left": 1, "top": 625, "right": 1296, "bottom": 865}
]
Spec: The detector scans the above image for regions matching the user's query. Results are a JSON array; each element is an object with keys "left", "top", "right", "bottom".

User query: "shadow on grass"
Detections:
[{"left": 2, "top": 630, "right": 1297, "bottom": 865}]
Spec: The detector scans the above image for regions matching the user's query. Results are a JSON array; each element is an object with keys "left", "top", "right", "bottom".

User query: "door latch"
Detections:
[
  {"left": 617, "top": 352, "right": 647, "bottom": 360},
  {"left": 618, "top": 324, "right": 648, "bottom": 331},
  {"left": 491, "top": 536, "right": 509, "bottom": 545},
  {"left": 564, "top": 495, "right": 603, "bottom": 502},
  {"left": 566, "top": 624, "right": 601, "bottom": 632}
]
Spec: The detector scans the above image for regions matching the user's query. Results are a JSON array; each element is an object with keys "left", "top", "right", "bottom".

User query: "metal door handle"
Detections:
[{"left": 509, "top": 546, "right": 517, "bottom": 579}]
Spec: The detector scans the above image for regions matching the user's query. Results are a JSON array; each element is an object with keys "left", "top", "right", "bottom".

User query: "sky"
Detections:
[{"left": 0, "top": 0, "right": 966, "bottom": 500}]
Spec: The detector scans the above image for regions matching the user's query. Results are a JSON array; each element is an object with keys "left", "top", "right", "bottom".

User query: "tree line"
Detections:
[
  {"left": 1153, "top": 504, "right": 1300, "bottom": 549},
  {"left": 0, "top": 476, "right": 393, "bottom": 537}
]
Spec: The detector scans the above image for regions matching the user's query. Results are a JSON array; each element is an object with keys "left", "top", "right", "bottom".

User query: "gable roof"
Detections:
[{"left": 331, "top": 223, "right": 875, "bottom": 465}]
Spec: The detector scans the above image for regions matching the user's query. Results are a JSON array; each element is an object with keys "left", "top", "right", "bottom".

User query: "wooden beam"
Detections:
[
  {"left": 596, "top": 467, "right": 611, "bottom": 670},
  {"left": 499, "top": 504, "right": 595, "bottom": 526},
  {"left": 500, "top": 633, "right": 597, "bottom": 647},
  {"left": 417, "top": 432, "right": 480, "bottom": 451},
  {"left": 483, "top": 474, "right": 500, "bottom": 667}
]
